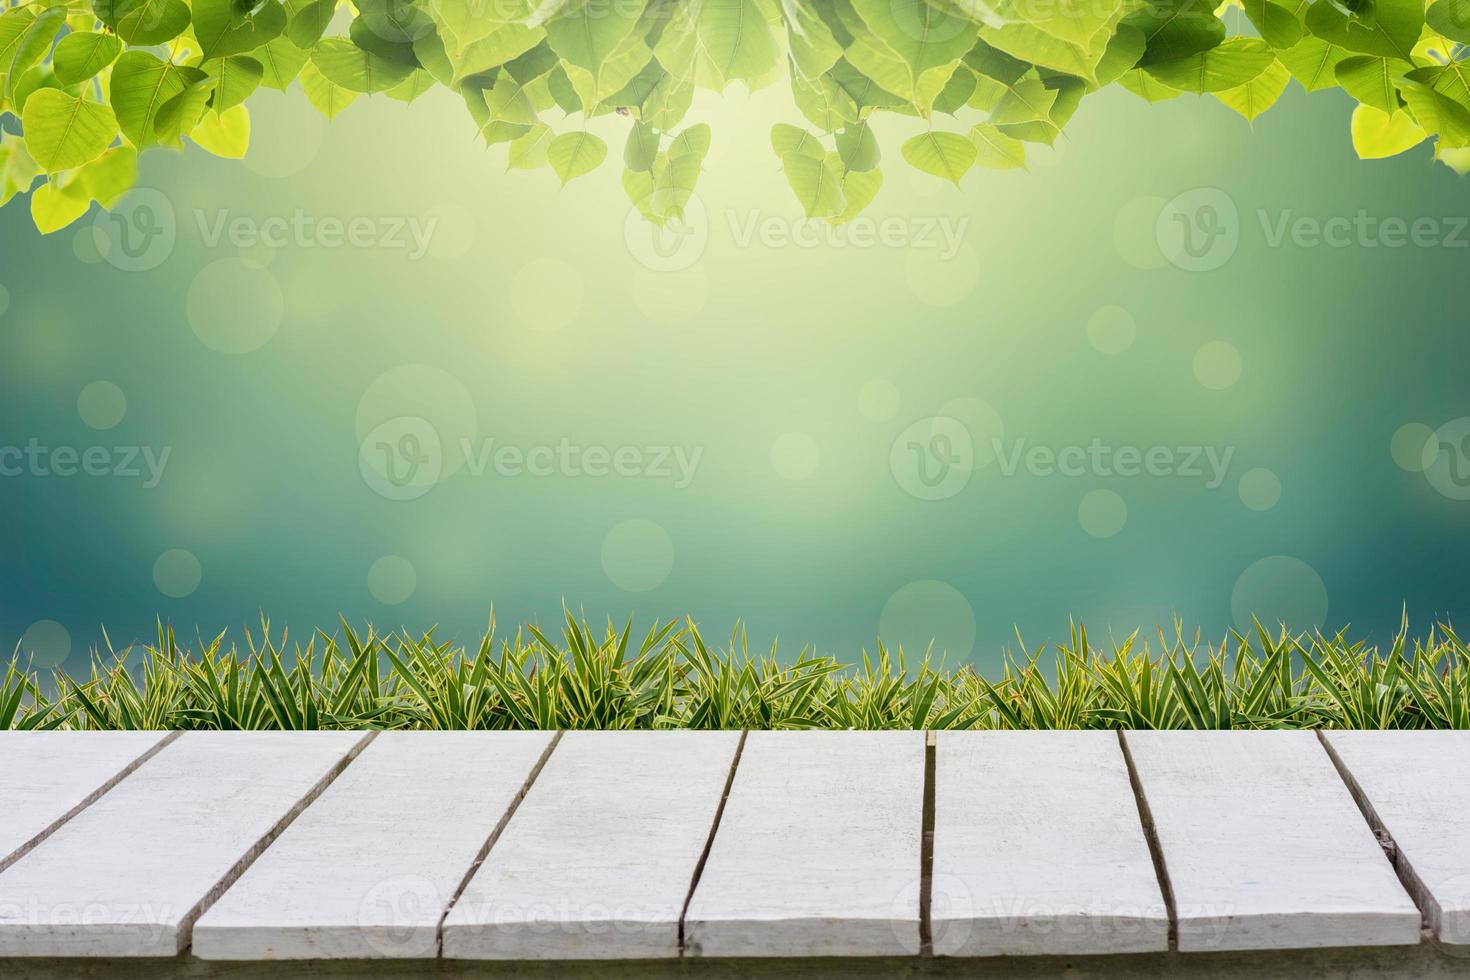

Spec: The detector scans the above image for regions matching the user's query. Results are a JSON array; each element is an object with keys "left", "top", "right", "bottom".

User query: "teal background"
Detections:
[{"left": 3, "top": 78, "right": 1469, "bottom": 671}]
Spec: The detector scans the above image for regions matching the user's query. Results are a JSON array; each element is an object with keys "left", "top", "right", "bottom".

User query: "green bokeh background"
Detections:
[{"left": 3, "top": 78, "right": 1468, "bottom": 671}]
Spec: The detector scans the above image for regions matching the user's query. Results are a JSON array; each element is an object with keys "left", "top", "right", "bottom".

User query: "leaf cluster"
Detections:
[{"left": 5, "top": 611, "right": 1468, "bottom": 729}]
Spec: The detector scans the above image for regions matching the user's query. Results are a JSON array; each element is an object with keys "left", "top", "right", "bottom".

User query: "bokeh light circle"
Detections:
[
  {"left": 770, "top": 432, "right": 820, "bottom": 481},
  {"left": 879, "top": 580, "right": 977, "bottom": 661},
  {"left": 1390, "top": 422, "right": 1435, "bottom": 473},
  {"left": 1078, "top": 489, "right": 1128, "bottom": 538},
  {"left": 356, "top": 365, "right": 478, "bottom": 496},
  {"left": 890, "top": 416, "right": 974, "bottom": 500},
  {"left": 1087, "top": 305, "right": 1136, "bottom": 354},
  {"left": 601, "top": 519, "right": 674, "bottom": 593},
  {"left": 1113, "top": 196, "right": 1169, "bottom": 270},
  {"left": 78, "top": 381, "right": 127, "bottom": 430},
  {"left": 20, "top": 620, "right": 71, "bottom": 669},
  {"left": 1193, "top": 341, "right": 1242, "bottom": 390},
  {"left": 368, "top": 556, "right": 418, "bottom": 605},
  {"left": 1238, "top": 468, "right": 1281, "bottom": 511},
  {"left": 1231, "top": 556, "right": 1329, "bottom": 634},
  {"left": 154, "top": 549, "right": 203, "bottom": 599},
  {"left": 1424, "top": 417, "right": 1470, "bottom": 501},
  {"left": 186, "top": 259, "right": 284, "bottom": 354}
]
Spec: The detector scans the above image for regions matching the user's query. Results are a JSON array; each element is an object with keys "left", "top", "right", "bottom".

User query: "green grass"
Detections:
[{"left": 3, "top": 613, "right": 1467, "bottom": 730}]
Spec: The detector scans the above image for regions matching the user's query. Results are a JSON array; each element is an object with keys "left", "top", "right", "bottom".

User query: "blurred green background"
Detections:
[{"left": 3, "top": 78, "right": 1468, "bottom": 672}]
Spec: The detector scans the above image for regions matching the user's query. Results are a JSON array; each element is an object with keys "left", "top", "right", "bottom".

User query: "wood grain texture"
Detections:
[
  {"left": 931, "top": 731, "right": 1169, "bottom": 956},
  {"left": 193, "top": 731, "right": 555, "bottom": 960},
  {"left": 442, "top": 731, "right": 741, "bottom": 960},
  {"left": 1323, "top": 730, "right": 1470, "bottom": 946},
  {"left": 683, "top": 731, "right": 926, "bottom": 958},
  {"left": 0, "top": 731, "right": 368, "bottom": 957},
  {"left": 1124, "top": 730, "right": 1422, "bottom": 952},
  {"left": 0, "top": 732, "right": 173, "bottom": 874}
]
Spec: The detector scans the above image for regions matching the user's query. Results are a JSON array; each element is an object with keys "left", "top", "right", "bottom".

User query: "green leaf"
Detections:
[
  {"left": 782, "top": 0, "right": 844, "bottom": 79},
  {"left": 22, "top": 90, "right": 117, "bottom": 173},
  {"left": 1145, "top": 37, "right": 1275, "bottom": 93},
  {"left": 1123, "top": 0, "right": 1226, "bottom": 65},
  {"left": 834, "top": 165, "right": 882, "bottom": 223},
  {"left": 1427, "top": 0, "right": 1470, "bottom": 43},
  {"left": 901, "top": 130, "right": 976, "bottom": 185},
  {"left": 79, "top": 145, "right": 139, "bottom": 208},
  {"left": 110, "top": 51, "right": 208, "bottom": 148},
  {"left": 623, "top": 120, "right": 658, "bottom": 171},
  {"left": 207, "top": 55, "right": 265, "bottom": 113},
  {"left": 547, "top": 130, "right": 607, "bottom": 184},
  {"left": 31, "top": 175, "right": 91, "bottom": 233},
  {"left": 52, "top": 31, "right": 123, "bottom": 86},
  {"left": 5, "top": 7, "right": 64, "bottom": 104},
  {"left": 300, "top": 60, "right": 358, "bottom": 118},
  {"left": 669, "top": 123, "right": 711, "bottom": 162},
  {"left": 312, "top": 37, "right": 417, "bottom": 93},
  {"left": 191, "top": 103, "right": 251, "bottom": 157},
  {"left": 1335, "top": 55, "right": 1409, "bottom": 113},
  {"left": 1400, "top": 80, "right": 1470, "bottom": 146},
  {"left": 1404, "top": 62, "right": 1470, "bottom": 112},
  {"left": 656, "top": 0, "right": 781, "bottom": 90},
  {"left": 155, "top": 78, "right": 215, "bottom": 146},
  {"left": 257, "top": 37, "right": 311, "bottom": 90},
  {"left": 96, "top": 0, "right": 191, "bottom": 46},
  {"left": 1241, "top": 0, "right": 1304, "bottom": 49},
  {"left": 846, "top": 0, "right": 978, "bottom": 112},
  {"left": 772, "top": 122, "right": 825, "bottom": 159},
  {"left": 1118, "top": 67, "right": 1183, "bottom": 102},
  {"left": 1279, "top": 35, "right": 1349, "bottom": 92},
  {"left": 1215, "top": 59, "right": 1290, "bottom": 121},
  {"left": 780, "top": 149, "right": 844, "bottom": 217},
  {"left": 1304, "top": 0, "right": 1423, "bottom": 61},
  {"left": 1350, "top": 103, "right": 1425, "bottom": 158},
  {"left": 509, "top": 122, "right": 555, "bottom": 169},
  {"left": 970, "top": 122, "right": 1026, "bottom": 169},
  {"left": 287, "top": 0, "right": 336, "bottom": 47},
  {"left": 194, "top": 0, "right": 287, "bottom": 59},
  {"left": 835, "top": 120, "right": 880, "bottom": 171}
]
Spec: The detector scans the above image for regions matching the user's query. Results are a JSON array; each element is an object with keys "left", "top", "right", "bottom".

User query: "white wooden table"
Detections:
[{"left": 0, "top": 729, "right": 1463, "bottom": 966}]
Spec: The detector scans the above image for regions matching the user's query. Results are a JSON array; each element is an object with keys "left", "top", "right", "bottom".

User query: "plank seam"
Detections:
[
  {"left": 1316, "top": 730, "right": 1435, "bottom": 936},
  {"left": 1117, "top": 731, "right": 1178, "bottom": 952},
  {"left": 918, "top": 729, "right": 936, "bottom": 958},
  {"left": 435, "top": 729, "right": 565, "bottom": 958},
  {"left": 0, "top": 731, "right": 182, "bottom": 877},
  {"left": 176, "top": 730, "right": 379, "bottom": 955},
  {"left": 678, "top": 729, "right": 748, "bottom": 958}
]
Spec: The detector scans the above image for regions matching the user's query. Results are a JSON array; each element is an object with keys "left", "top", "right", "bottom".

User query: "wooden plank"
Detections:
[
  {"left": 931, "top": 731, "right": 1169, "bottom": 956},
  {"left": 442, "top": 730, "right": 741, "bottom": 960},
  {"left": 0, "top": 731, "right": 368, "bottom": 957},
  {"left": 0, "top": 732, "right": 173, "bottom": 874},
  {"left": 683, "top": 730, "right": 925, "bottom": 958},
  {"left": 1124, "top": 730, "right": 1422, "bottom": 952},
  {"left": 1323, "top": 730, "right": 1470, "bottom": 946},
  {"left": 194, "top": 731, "right": 556, "bottom": 960}
]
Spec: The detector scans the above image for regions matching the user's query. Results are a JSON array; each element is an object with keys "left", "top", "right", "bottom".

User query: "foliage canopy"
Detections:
[{"left": 1, "top": 0, "right": 1468, "bottom": 233}]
